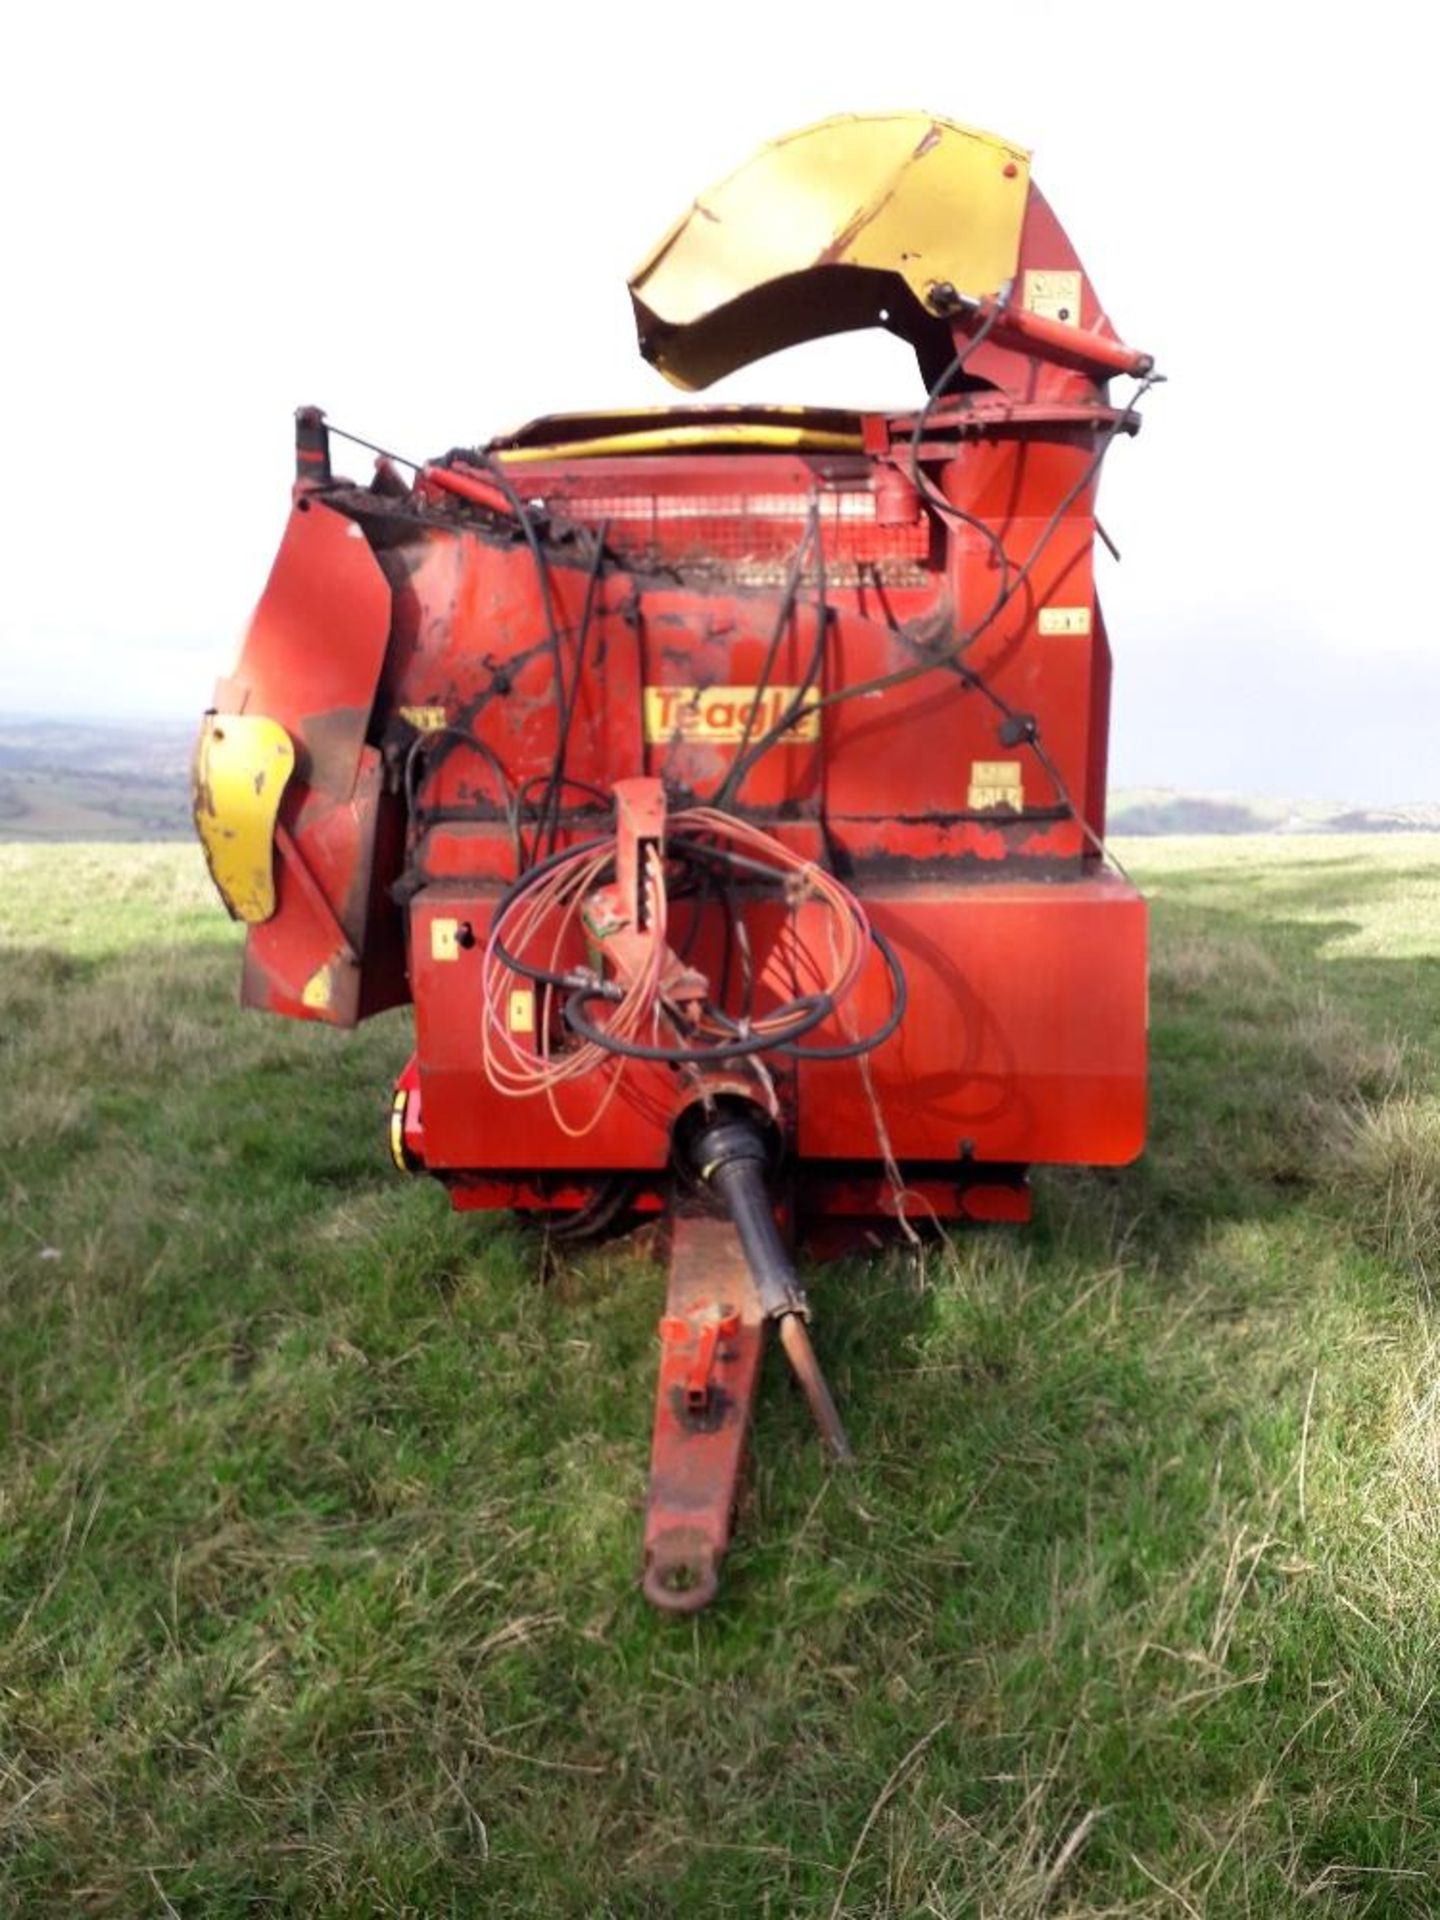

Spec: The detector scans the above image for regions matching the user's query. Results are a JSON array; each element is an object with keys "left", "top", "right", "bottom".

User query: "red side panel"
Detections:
[
  {"left": 404, "top": 864, "right": 1145, "bottom": 1177},
  {"left": 242, "top": 747, "right": 405, "bottom": 1024},
  {"left": 219, "top": 500, "right": 391, "bottom": 799},
  {"left": 798, "top": 877, "right": 1147, "bottom": 1166},
  {"left": 217, "top": 499, "right": 405, "bottom": 1025},
  {"left": 409, "top": 883, "right": 677, "bottom": 1172},
  {"left": 1083, "top": 601, "right": 1114, "bottom": 844}
]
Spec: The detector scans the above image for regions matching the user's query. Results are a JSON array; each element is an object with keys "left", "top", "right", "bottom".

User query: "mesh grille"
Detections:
[{"left": 543, "top": 487, "right": 930, "bottom": 583}]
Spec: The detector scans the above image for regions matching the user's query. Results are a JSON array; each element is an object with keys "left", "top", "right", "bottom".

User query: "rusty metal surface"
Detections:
[{"left": 642, "top": 1217, "right": 767, "bottom": 1613}]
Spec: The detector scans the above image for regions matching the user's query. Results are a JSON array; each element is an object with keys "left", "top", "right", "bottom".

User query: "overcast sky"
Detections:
[{"left": 2, "top": 0, "right": 1433, "bottom": 801}]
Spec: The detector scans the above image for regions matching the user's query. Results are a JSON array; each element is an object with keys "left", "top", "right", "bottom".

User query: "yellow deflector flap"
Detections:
[
  {"left": 193, "top": 712, "right": 295, "bottom": 924},
  {"left": 629, "top": 112, "right": 1030, "bottom": 390}
]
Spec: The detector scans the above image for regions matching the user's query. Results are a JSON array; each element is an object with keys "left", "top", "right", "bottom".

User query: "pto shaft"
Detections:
[{"left": 687, "top": 1113, "right": 853, "bottom": 1463}]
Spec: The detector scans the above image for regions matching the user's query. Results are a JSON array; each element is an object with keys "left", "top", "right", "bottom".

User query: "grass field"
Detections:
[{"left": 1, "top": 837, "right": 1438, "bottom": 1916}]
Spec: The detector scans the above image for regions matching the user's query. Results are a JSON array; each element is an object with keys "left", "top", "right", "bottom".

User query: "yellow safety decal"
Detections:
[
  {"left": 431, "top": 917, "right": 461, "bottom": 962},
  {"left": 301, "top": 963, "right": 333, "bottom": 1010},
  {"left": 1038, "top": 606, "right": 1092, "bottom": 636},
  {"left": 508, "top": 987, "right": 536, "bottom": 1034},
  {"left": 1023, "top": 269, "right": 1082, "bottom": 326},
  {"left": 643, "top": 685, "right": 820, "bottom": 746},
  {"left": 968, "top": 760, "right": 1024, "bottom": 810},
  {"left": 389, "top": 1090, "right": 410, "bottom": 1171},
  {"left": 192, "top": 711, "right": 295, "bottom": 924},
  {"left": 400, "top": 704, "right": 447, "bottom": 731}
]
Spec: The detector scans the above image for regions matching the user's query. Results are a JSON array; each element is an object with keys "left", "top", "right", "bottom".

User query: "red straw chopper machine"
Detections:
[{"left": 194, "top": 113, "right": 1157, "bottom": 1609}]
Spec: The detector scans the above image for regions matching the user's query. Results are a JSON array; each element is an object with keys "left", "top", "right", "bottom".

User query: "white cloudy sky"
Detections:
[{"left": 2, "top": 0, "right": 1433, "bottom": 800}]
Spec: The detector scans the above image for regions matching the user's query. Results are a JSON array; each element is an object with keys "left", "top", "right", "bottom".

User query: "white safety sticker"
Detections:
[
  {"left": 1038, "top": 606, "right": 1092, "bottom": 636},
  {"left": 1023, "top": 269, "right": 1082, "bottom": 326}
]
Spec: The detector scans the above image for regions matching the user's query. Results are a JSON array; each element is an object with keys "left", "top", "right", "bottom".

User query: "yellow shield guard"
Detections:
[
  {"left": 629, "top": 112, "right": 1030, "bottom": 390},
  {"left": 192, "top": 711, "right": 295, "bottom": 924}
]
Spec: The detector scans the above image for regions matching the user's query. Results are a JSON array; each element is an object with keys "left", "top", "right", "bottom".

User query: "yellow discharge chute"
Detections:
[{"left": 629, "top": 112, "right": 1030, "bottom": 390}]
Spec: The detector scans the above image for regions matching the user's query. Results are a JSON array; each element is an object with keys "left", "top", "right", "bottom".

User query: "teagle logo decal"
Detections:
[{"left": 642, "top": 685, "right": 820, "bottom": 746}]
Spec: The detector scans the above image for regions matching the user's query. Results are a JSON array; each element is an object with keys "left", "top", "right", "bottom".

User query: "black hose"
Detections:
[
  {"left": 685, "top": 1115, "right": 807, "bottom": 1318},
  {"left": 705, "top": 926, "right": 908, "bottom": 1061},
  {"left": 563, "top": 987, "right": 833, "bottom": 1061}
]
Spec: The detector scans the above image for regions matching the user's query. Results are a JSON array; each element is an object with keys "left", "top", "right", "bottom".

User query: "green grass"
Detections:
[{"left": 1, "top": 836, "right": 1438, "bottom": 1916}]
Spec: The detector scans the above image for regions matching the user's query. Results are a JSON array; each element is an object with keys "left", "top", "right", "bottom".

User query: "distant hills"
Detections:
[
  {"left": 1104, "top": 787, "right": 1440, "bottom": 836},
  {"left": 0, "top": 719, "right": 196, "bottom": 840},
  {"left": 0, "top": 717, "right": 1436, "bottom": 841}
]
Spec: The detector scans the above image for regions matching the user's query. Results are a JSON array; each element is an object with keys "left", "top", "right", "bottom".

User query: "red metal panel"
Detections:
[
  {"left": 378, "top": 529, "right": 644, "bottom": 817},
  {"left": 242, "top": 749, "right": 399, "bottom": 1024},
  {"left": 217, "top": 498, "right": 405, "bottom": 1024},
  {"left": 409, "top": 886, "right": 675, "bottom": 1171},
  {"left": 403, "top": 874, "right": 1143, "bottom": 1178},
  {"left": 219, "top": 499, "right": 391, "bottom": 799},
  {"left": 1083, "top": 600, "right": 1114, "bottom": 844},
  {"left": 797, "top": 878, "right": 1147, "bottom": 1166},
  {"left": 639, "top": 587, "right": 824, "bottom": 814}
]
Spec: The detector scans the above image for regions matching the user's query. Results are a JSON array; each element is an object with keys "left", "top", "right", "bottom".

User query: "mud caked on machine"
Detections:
[{"left": 194, "top": 113, "right": 1158, "bottom": 1610}]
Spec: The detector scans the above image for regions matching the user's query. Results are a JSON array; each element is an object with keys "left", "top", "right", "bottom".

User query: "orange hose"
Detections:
[{"left": 479, "top": 815, "right": 872, "bottom": 1137}]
